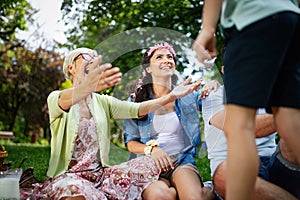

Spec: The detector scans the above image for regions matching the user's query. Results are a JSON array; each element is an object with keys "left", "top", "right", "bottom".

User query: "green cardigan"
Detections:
[{"left": 46, "top": 91, "right": 140, "bottom": 178}]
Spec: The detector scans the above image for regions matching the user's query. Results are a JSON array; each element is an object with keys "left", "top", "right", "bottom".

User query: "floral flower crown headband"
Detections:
[{"left": 147, "top": 42, "right": 176, "bottom": 57}]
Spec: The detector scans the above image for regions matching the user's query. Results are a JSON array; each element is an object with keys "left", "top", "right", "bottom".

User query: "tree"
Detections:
[
  {"left": 59, "top": 0, "right": 224, "bottom": 147},
  {"left": 0, "top": 44, "right": 64, "bottom": 139},
  {"left": 0, "top": 0, "right": 32, "bottom": 55},
  {"left": 60, "top": 0, "right": 223, "bottom": 84}
]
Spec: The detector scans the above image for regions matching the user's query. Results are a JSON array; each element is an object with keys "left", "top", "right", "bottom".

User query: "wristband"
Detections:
[
  {"left": 144, "top": 139, "right": 158, "bottom": 156},
  {"left": 144, "top": 146, "right": 153, "bottom": 156}
]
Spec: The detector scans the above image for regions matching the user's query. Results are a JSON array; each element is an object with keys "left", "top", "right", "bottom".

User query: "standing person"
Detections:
[
  {"left": 202, "top": 75, "right": 298, "bottom": 199},
  {"left": 192, "top": 1, "right": 300, "bottom": 199},
  {"left": 22, "top": 47, "right": 201, "bottom": 200},
  {"left": 123, "top": 42, "right": 216, "bottom": 200}
]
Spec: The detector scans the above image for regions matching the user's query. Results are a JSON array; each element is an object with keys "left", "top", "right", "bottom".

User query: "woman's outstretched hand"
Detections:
[
  {"left": 75, "top": 56, "right": 122, "bottom": 92},
  {"left": 170, "top": 77, "right": 202, "bottom": 100}
]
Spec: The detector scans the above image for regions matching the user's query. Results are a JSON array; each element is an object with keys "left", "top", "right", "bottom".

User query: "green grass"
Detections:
[
  {"left": 2, "top": 144, "right": 212, "bottom": 183},
  {"left": 4, "top": 144, "right": 50, "bottom": 182}
]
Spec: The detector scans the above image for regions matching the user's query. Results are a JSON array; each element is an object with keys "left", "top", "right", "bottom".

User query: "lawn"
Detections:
[{"left": 3, "top": 143, "right": 212, "bottom": 183}]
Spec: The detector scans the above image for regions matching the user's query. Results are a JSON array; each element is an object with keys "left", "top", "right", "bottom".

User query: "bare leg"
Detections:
[
  {"left": 142, "top": 179, "right": 177, "bottom": 200},
  {"left": 254, "top": 178, "right": 297, "bottom": 200},
  {"left": 213, "top": 161, "right": 297, "bottom": 200},
  {"left": 212, "top": 162, "right": 226, "bottom": 198},
  {"left": 61, "top": 195, "right": 86, "bottom": 200},
  {"left": 273, "top": 107, "right": 300, "bottom": 164},
  {"left": 172, "top": 168, "right": 215, "bottom": 200},
  {"left": 223, "top": 105, "right": 258, "bottom": 200}
]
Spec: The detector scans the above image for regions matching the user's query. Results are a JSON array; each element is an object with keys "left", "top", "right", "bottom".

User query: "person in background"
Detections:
[
  {"left": 124, "top": 42, "right": 216, "bottom": 200},
  {"left": 21, "top": 47, "right": 201, "bottom": 200},
  {"left": 193, "top": 1, "right": 300, "bottom": 199},
  {"left": 202, "top": 67, "right": 298, "bottom": 199}
]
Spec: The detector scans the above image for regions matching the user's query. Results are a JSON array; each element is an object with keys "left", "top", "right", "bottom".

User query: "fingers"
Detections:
[
  {"left": 200, "top": 85, "right": 209, "bottom": 99},
  {"left": 151, "top": 149, "right": 173, "bottom": 171},
  {"left": 193, "top": 31, "right": 218, "bottom": 67},
  {"left": 200, "top": 80, "right": 219, "bottom": 99},
  {"left": 102, "top": 67, "right": 122, "bottom": 86},
  {"left": 183, "top": 77, "right": 192, "bottom": 85},
  {"left": 193, "top": 79, "right": 202, "bottom": 89},
  {"left": 95, "top": 66, "right": 122, "bottom": 91}
]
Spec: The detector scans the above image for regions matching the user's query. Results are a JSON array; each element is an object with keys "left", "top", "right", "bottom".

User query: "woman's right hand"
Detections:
[
  {"left": 95, "top": 63, "right": 122, "bottom": 92},
  {"left": 151, "top": 147, "right": 174, "bottom": 172},
  {"left": 76, "top": 56, "right": 122, "bottom": 92}
]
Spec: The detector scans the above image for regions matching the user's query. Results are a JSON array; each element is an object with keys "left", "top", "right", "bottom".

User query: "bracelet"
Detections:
[
  {"left": 144, "top": 140, "right": 158, "bottom": 156},
  {"left": 144, "top": 146, "right": 153, "bottom": 156},
  {"left": 146, "top": 139, "right": 158, "bottom": 147}
]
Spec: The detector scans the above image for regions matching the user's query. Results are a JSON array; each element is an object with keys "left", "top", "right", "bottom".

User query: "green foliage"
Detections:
[
  {"left": 0, "top": 0, "right": 31, "bottom": 43},
  {"left": 58, "top": 0, "right": 224, "bottom": 149},
  {"left": 196, "top": 156, "right": 211, "bottom": 182},
  {"left": 61, "top": 0, "right": 223, "bottom": 78},
  {"left": 0, "top": 46, "right": 64, "bottom": 137}
]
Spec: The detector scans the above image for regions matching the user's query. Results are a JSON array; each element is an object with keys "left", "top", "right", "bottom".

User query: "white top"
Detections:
[
  {"left": 202, "top": 86, "right": 276, "bottom": 176},
  {"left": 153, "top": 112, "right": 185, "bottom": 156}
]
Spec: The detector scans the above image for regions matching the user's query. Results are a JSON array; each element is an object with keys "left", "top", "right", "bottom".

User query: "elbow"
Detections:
[{"left": 126, "top": 141, "right": 136, "bottom": 153}]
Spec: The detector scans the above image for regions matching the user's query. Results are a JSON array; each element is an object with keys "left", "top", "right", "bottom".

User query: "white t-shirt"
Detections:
[
  {"left": 202, "top": 85, "right": 276, "bottom": 176},
  {"left": 153, "top": 112, "right": 185, "bottom": 156}
]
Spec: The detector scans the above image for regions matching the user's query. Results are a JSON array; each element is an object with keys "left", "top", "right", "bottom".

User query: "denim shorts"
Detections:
[
  {"left": 159, "top": 154, "right": 202, "bottom": 186},
  {"left": 223, "top": 11, "right": 300, "bottom": 109},
  {"left": 257, "top": 156, "right": 271, "bottom": 180},
  {"left": 266, "top": 145, "right": 300, "bottom": 198}
]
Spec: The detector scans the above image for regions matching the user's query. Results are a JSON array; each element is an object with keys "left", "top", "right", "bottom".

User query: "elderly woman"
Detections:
[{"left": 24, "top": 47, "right": 201, "bottom": 200}]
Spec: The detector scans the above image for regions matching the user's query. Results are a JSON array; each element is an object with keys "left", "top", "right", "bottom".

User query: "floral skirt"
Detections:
[{"left": 21, "top": 156, "right": 159, "bottom": 200}]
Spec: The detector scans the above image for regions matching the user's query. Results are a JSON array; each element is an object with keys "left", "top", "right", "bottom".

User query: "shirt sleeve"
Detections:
[
  {"left": 47, "top": 91, "right": 67, "bottom": 124},
  {"left": 202, "top": 86, "right": 225, "bottom": 125},
  {"left": 110, "top": 96, "right": 140, "bottom": 119},
  {"left": 122, "top": 97, "right": 141, "bottom": 144},
  {"left": 123, "top": 118, "right": 141, "bottom": 144}
]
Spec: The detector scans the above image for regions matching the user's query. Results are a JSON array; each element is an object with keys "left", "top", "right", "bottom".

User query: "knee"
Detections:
[
  {"left": 182, "top": 187, "right": 216, "bottom": 200},
  {"left": 213, "top": 163, "right": 226, "bottom": 198}
]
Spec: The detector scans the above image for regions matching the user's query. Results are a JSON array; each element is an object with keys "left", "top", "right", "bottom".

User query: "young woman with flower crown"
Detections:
[{"left": 123, "top": 42, "right": 217, "bottom": 200}]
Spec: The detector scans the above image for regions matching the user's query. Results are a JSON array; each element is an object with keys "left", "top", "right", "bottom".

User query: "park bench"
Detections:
[{"left": 0, "top": 131, "right": 14, "bottom": 139}]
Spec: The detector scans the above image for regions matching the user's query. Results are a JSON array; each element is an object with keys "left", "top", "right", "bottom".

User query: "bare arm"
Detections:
[
  {"left": 138, "top": 77, "right": 201, "bottom": 116},
  {"left": 192, "top": 0, "right": 223, "bottom": 65},
  {"left": 127, "top": 140, "right": 146, "bottom": 154},
  {"left": 201, "top": 0, "right": 223, "bottom": 35},
  {"left": 210, "top": 111, "right": 276, "bottom": 138}
]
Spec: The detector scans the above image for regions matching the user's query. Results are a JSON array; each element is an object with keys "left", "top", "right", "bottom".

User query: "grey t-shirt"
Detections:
[{"left": 221, "top": 0, "right": 300, "bottom": 31}]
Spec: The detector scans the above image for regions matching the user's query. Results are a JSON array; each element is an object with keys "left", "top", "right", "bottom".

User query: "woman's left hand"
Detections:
[{"left": 170, "top": 77, "right": 202, "bottom": 100}]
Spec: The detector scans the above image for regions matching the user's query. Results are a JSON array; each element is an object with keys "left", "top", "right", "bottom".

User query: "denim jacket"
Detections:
[{"left": 123, "top": 92, "right": 202, "bottom": 165}]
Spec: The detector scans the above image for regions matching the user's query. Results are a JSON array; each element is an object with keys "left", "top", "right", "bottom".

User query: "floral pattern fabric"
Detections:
[{"left": 21, "top": 118, "right": 159, "bottom": 199}]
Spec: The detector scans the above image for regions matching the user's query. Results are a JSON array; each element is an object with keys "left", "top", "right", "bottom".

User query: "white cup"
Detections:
[{"left": 0, "top": 168, "right": 22, "bottom": 199}]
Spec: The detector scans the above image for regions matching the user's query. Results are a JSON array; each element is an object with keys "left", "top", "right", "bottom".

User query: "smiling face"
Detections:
[{"left": 146, "top": 48, "right": 176, "bottom": 79}]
